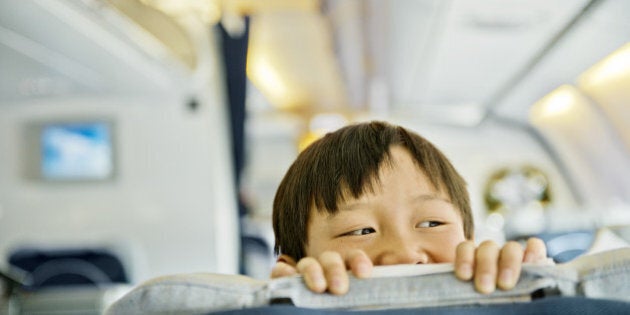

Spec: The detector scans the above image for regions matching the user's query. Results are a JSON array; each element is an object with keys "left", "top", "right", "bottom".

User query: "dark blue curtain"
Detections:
[{"left": 217, "top": 19, "right": 250, "bottom": 274}]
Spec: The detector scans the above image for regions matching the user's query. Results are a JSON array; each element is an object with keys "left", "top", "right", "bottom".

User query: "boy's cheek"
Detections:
[{"left": 427, "top": 230, "right": 467, "bottom": 263}]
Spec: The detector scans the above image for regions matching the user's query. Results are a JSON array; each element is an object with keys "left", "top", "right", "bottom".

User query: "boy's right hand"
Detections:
[{"left": 270, "top": 249, "right": 373, "bottom": 295}]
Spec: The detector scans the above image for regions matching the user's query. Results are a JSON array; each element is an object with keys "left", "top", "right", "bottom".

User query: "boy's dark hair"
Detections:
[{"left": 272, "top": 121, "right": 473, "bottom": 261}]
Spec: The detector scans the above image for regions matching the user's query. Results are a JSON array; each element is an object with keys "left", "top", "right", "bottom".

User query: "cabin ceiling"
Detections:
[
  {"left": 327, "top": 0, "right": 630, "bottom": 125},
  {"left": 0, "top": 0, "right": 192, "bottom": 103},
  {"left": 244, "top": 0, "right": 630, "bottom": 126},
  {"left": 1, "top": 0, "right": 629, "bottom": 126}
]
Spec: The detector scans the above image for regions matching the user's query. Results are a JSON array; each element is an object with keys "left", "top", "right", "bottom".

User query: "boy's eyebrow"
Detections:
[
  {"left": 325, "top": 201, "right": 369, "bottom": 219},
  {"left": 337, "top": 201, "right": 369, "bottom": 212}
]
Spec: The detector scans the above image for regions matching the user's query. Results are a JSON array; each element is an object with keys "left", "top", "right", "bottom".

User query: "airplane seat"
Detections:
[
  {"left": 533, "top": 225, "right": 630, "bottom": 263},
  {"left": 8, "top": 247, "right": 128, "bottom": 290},
  {"left": 533, "top": 230, "right": 596, "bottom": 263},
  {"left": 585, "top": 225, "right": 630, "bottom": 256}
]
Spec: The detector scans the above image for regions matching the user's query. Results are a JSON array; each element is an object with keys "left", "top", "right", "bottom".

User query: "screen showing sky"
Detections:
[{"left": 41, "top": 122, "right": 113, "bottom": 180}]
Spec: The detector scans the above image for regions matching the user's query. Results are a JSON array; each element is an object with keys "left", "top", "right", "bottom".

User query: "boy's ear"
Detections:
[{"left": 276, "top": 254, "right": 297, "bottom": 267}]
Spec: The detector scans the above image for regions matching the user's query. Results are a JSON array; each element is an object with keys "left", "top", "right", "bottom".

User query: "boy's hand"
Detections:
[
  {"left": 270, "top": 237, "right": 549, "bottom": 295},
  {"left": 270, "top": 249, "right": 372, "bottom": 295},
  {"left": 455, "top": 237, "right": 549, "bottom": 294}
]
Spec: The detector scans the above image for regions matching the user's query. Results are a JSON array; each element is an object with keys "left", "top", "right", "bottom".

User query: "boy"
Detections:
[{"left": 271, "top": 121, "right": 548, "bottom": 295}]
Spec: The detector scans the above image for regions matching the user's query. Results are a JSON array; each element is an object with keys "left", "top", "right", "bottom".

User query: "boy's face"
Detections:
[{"left": 305, "top": 146, "right": 466, "bottom": 265}]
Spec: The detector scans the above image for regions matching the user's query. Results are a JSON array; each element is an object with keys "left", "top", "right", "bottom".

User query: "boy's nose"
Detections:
[{"left": 373, "top": 236, "right": 428, "bottom": 265}]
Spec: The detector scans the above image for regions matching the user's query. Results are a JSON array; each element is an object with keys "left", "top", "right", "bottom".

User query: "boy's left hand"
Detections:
[{"left": 455, "top": 237, "right": 549, "bottom": 294}]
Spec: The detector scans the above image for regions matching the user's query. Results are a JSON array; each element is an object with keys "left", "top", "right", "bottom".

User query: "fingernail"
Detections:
[
  {"left": 355, "top": 262, "right": 370, "bottom": 278},
  {"left": 311, "top": 274, "right": 326, "bottom": 290},
  {"left": 458, "top": 264, "right": 472, "bottom": 279},
  {"left": 330, "top": 276, "right": 348, "bottom": 294},
  {"left": 479, "top": 274, "right": 495, "bottom": 293},
  {"left": 331, "top": 276, "right": 341, "bottom": 290},
  {"left": 499, "top": 269, "right": 514, "bottom": 288}
]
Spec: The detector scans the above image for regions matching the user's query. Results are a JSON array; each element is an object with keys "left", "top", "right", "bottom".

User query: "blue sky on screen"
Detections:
[{"left": 41, "top": 123, "right": 113, "bottom": 179}]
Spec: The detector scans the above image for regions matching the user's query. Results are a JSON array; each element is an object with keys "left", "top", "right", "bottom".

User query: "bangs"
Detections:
[
  {"left": 305, "top": 123, "right": 447, "bottom": 215},
  {"left": 313, "top": 150, "right": 395, "bottom": 214},
  {"left": 301, "top": 122, "right": 394, "bottom": 214}
]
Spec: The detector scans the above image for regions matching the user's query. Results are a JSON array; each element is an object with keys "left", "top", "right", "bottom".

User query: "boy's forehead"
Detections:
[{"left": 334, "top": 191, "right": 451, "bottom": 210}]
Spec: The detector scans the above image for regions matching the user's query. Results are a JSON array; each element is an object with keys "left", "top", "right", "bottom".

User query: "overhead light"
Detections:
[
  {"left": 247, "top": 51, "right": 305, "bottom": 111},
  {"left": 246, "top": 7, "right": 348, "bottom": 114},
  {"left": 248, "top": 56, "right": 286, "bottom": 102},
  {"left": 138, "top": 0, "right": 221, "bottom": 24},
  {"left": 529, "top": 85, "right": 630, "bottom": 206},
  {"left": 221, "top": 0, "right": 319, "bottom": 36},
  {"left": 578, "top": 42, "right": 630, "bottom": 89},
  {"left": 577, "top": 42, "right": 630, "bottom": 152},
  {"left": 529, "top": 85, "right": 579, "bottom": 124}
]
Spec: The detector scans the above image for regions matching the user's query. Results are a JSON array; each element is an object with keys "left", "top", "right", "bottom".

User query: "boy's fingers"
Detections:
[
  {"left": 319, "top": 251, "right": 349, "bottom": 295},
  {"left": 524, "top": 237, "right": 547, "bottom": 263},
  {"left": 497, "top": 241, "right": 523, "bottom": 290},
  {"left": 346, "top": 249, "right": 373, "bottom": 278},
  {"left": 474, "top": 240, "right": 500, "bottom": 294},
  {"left": 270, "top": 261, "right": 298, "bottom": 279},
  {"left": 297, "top": 257, "right": 327, "bottom": 293},
  {"left": 455, "top": 240, "right": 475, "bottom": 280}
]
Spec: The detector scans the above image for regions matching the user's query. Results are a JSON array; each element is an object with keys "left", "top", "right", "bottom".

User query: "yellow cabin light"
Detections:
[
  {"left": 246, "top": 14, "right": 311, "bottom": 112},
  {"left": 538, "top": 91, "right": 573, "bottom": 118},
  {"left": 579, "top": 42, "right": 630, "bottom": 89},
  {"left": 529, "top": 81, "right": 630, "bottom": 205},
  {"left": 247, "top": 47, "right": 307, "bottom": 111},
  {"left": 245, "top": 6, "right": 348, "bottom": 113},
  {"left": 138, "top": 0, "right": 221, "bottom": 23},
  {"left": 247, "top": 54, "right": 290, "bottom": 106},
  {"left": 298, "top": 130, "right": 322, "bottom": 152},
  {"left": 577, "top": 42, "right": 630, "bottom": 152},
  {"left": 139, "top": 0, "right": 188, "bottom": 15},
  {"left": 529, "top": 85, "right": 606, "bottom": 151},
  {"left": 529, "top": 85, "right": 578, "bottom": 124}
]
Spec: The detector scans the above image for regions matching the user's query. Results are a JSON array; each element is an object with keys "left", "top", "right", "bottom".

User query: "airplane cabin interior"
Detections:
[{"left": 1, "top": 0, "right": 630, "bottom": 314}]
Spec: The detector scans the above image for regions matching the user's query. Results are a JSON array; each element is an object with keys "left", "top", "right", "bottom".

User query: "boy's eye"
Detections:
[
  {"left": 343, "top": 227, "right": 376, "bottom": 236},
  {"left": 417, "top": 221, "right": 443, "bottom": 228}
]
